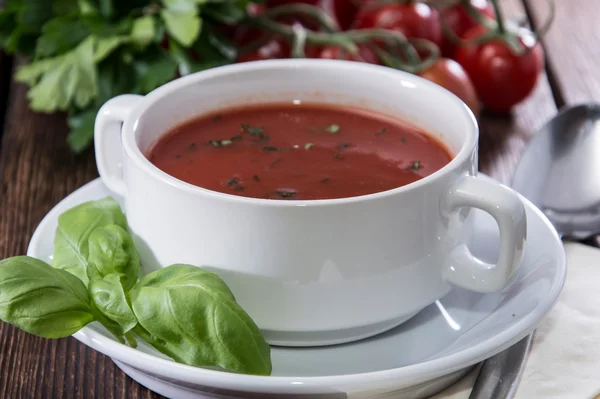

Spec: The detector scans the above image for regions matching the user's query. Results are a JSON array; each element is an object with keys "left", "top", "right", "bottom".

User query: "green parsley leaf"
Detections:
[
  {"left": 203, "top": 0, "right": 248, "bottom": 24},
  {"left": 131, "top": 16, "right": 155, "bottom": 49},
  {"left": 16, "top": 37, "right": 97, "bottom": 112},
  {"left": 132, "top": 49, "right": 178, "bottom": 94},
  {"left": 161, "top": 9, "right": 201, "bottom": 47},
  {"left": 78, "top": 0, "right": 99, "bottom": 16},
  {"left": 67, "top": 108, "right": 98, "bottom": 153},
  {"left": 17, "top": 0, "right": 54, "bottom": 33},
  {"left": 35, "top": 16, "right": 90, "bottom": 57},
  {"left": 162, "top": 0, "right": 203, "bottom": 13},
  {"left": 94, "top": 36, "right": 128, "bottom": 62},
  {"left": 304, "top": 143, "right": 314, "bottom": 150},
  {"left": 53, "top": 0, "right": 80, "bottom": 16}
]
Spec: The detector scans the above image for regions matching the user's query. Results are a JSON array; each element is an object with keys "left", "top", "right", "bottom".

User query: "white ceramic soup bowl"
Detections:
[{"left": 95, "top": 59, "right": 526, "bottom": 347}]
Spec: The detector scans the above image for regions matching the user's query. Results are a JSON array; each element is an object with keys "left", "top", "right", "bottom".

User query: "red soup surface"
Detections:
[{"left": 147, "top": 103, "right": 453, "bottom": 200}]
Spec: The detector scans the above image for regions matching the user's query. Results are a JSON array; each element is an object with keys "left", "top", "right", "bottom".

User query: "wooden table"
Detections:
[{"left": 0, "top": 0, "right": 595, "bottom": 397}]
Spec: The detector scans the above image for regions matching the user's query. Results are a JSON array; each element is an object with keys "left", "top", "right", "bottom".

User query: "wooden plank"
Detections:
[
  {"left": 0, "top": 53, "right": 12, "bottom": 137},
  {"left": 525, "top": 0, "right": 600, "bottom": 105},
  {"left": 0, "top": 62, "right": 162, "bottom": 398},
  {"left": 476, "top": 0, "right": 557, "bottom": 184}
]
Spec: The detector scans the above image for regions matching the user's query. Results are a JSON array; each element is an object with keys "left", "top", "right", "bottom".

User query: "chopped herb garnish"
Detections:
[
  {"left": 275, "top": 189, "right": 297, "bottom": 199},
  {"left": 326, "top": 124, "right": 340, "bottom": 133},
  {"left": 337, "top": 143, "right": 351, "bottom": 150},
  {"left": 334, "top": 152, "right": 343, "bottom": 159},
  {"left": 209, "top": 137, "right": 239, "bottom": 147},
  {"left": 226, "top": 177, "right": 239, "bottom": 186},
  {"left": 261, "top": 134, "right": 270, "bottom": 140},
  {"left": 304, "top": 143, "right": 314, "bottom": 150},
  {"left": 376, "top": 128, "right": 387, "bottom": 137},
  {"left": 253, "top": 175, "right": 260, "bottom": 182},
  {"left": 234, "top": 185, "right": 245, "bottom": 192},
  {"left": 186, "top": 143, "right": 197, "bottom": 151},
  {"left": 263, "top": 146, "right": 280, "bottom": 152},
  {"left": 408, "top": 161, "right": 421, "bottom": 170},
  {"left": 241, "top": 123, "right": 265, "bottom": 136},
  {"left": 401, "top": 137, "right": 407, "bottom": 143},
  {"left": 265, "top": 158, "right": 282, "bottom": 171},
  {"left": 212, "top": 114, "right": 222, "bottom": 122},
  {"left": 320, "top": 178, "right": 330, "bottom": 183}
]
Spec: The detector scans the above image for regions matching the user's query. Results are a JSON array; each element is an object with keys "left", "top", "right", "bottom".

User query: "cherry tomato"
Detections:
[
  {"left": 419, "top": 58, "right": 479, "bottom": 117},
  {"left": 440, "top": 0, "right": 495, "bottom": 57},
  {"left": 236, "top": 38, "right": 291, "bottom": 62},
  {"left": 266, "top": 0, "right": 320, "bottom": 6},
  {"left": 354, "top": 3, "right": 442, "bottom": 47},
  {"left": 318, "top": 44, "right": 379, "bottom": 63},
  {"left": 455, "top": 27, "right": 544, "bottom": 112},
  {"left": 331, "top": 0, "right": 362, "bottom": 30}
]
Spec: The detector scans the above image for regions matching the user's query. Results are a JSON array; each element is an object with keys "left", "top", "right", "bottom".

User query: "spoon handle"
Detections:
[{"left": 468, "top": 333, "right": 533, "bottom": 399}]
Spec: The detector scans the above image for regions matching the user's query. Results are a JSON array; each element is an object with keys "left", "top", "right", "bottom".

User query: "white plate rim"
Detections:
[{"left": 26, "top": 176, "right": 566, "bottom": 394}]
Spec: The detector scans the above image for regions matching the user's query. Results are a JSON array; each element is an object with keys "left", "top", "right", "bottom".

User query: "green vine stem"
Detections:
[
  {"left": 262, "top": 4, "right": 341, "bottom": 33},
  {"left": 250, "top": 5, "right": 437, "bottom": 73},
  {"left": 440, "top": 0, "right": 554, "bottom": 56},
  {"left": 291, "top": 23, "right": 308, "bottom": 58}
]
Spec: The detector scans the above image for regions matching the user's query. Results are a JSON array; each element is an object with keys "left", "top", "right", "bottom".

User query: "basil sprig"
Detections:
[{"left": 0, "top": 197, "right": 272, "bottom": 376}]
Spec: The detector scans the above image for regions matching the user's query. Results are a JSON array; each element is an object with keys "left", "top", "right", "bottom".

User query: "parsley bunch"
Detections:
[{"left": 0, "top": 0, "right": 247, "bottom": 152}]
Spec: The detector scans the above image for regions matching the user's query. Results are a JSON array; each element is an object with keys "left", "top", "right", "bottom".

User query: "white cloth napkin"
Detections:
[{"left": 430, "top": 242, "right": 600, "bottom": 399}]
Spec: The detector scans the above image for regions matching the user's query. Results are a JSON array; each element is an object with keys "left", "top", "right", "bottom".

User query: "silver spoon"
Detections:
[{"left": 469, "top": 103, "right": 600, "bottom": 399}]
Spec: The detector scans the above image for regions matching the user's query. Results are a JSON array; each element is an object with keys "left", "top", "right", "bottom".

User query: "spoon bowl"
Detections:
[{"left": 511, "top": 103, "right": 600, "bottom": 238}]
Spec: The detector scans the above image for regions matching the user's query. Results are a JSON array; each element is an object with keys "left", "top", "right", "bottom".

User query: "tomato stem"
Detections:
[{"left": 488, "top": 0, "right": 507, "bottom": 34}]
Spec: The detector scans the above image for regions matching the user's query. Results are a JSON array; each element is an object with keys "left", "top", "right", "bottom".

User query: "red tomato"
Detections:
[
  {"left": 455, "top": 27, "right": 544, "bottom": 112},
  {"left": 354, "top": 3, "right": 442, "bottom": 47},
  {"left": 318, "top": 44, "right": 379, "bottom": 63},
  {"left": 236, "top": 38, "right": 291, "bottom": 62},
  {"left": 440, "top": 0, "right": 495, "bottom": 57},
  {"left": 331, "top": 0, "right": 362, "bottom": 30},
  {"left": 419, "top": 58, "right": 479, "bottom": 117},
  {"left": 266, "top": 0, "right": 320, "bottom": 6}
]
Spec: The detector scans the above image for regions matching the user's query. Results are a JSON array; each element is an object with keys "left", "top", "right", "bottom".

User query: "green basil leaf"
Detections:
[
  {"left": 129, "top": 264, "right": 272, "bottom": 376},
  {"left": 131, "top": 16, "right": 155, "bottom": 49},
  {"left": 161, "top": 9, "right": 201, "bottom": 47},
  {"left": 89, "top": 273, "right": 137, "bottom": 335},
  {"left": 53, "top": 197, "right": 127, "bottom": 285},
  {"left": 0, "top": 256, "right": 94, "bottom": 338},
  {"left": 35, "top": 16, "right": 90, "bottom": 58},
  {"left": 87, "top": 224, "right": 139, "bottom": 291}
]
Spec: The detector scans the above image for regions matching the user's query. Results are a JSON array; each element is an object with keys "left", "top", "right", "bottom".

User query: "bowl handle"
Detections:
[
  {"left": 442, "top": 176, "right": 527, "bottom": 293},
  {"left": 94, "top": 95, "right": 144, "bottom": 197}
]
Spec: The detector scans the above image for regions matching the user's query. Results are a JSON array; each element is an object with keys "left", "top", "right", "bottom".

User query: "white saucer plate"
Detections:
[{"left": 27, "top": 177, "right": 566, "bottom": 399}]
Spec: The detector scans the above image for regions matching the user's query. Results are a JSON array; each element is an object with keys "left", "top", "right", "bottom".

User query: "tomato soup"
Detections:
[{"left": 147, "top": 103, "right": 453, "bottom": 200}]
